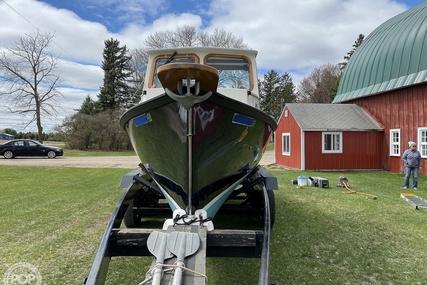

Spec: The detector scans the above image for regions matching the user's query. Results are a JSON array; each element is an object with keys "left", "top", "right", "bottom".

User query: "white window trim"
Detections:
[
  {"left": 282, "top": 132, "right": 290, "bottom": 156},
  {"left": 389, "top": 128, "right": 400, "bottom": 157},
  {"left": 418, "top": 127, "right": 427, "bottom": 158},
  {"left": 322, "top": 132, "right": 342, "bottom": 153}
]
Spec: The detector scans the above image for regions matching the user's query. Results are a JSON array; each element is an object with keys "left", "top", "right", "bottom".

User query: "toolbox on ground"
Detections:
[{"left": 308, "top": 176, "right": 329, "bottom": 188}]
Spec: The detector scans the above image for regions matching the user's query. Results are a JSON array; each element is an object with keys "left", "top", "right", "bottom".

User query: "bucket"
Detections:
[{"left": 297, "top": 175, "right": 307, "bottom": 186}]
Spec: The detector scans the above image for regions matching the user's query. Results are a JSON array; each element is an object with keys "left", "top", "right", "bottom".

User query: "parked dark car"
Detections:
[{"left": 0, "top": 139, "right": 63, "bottom": 159}]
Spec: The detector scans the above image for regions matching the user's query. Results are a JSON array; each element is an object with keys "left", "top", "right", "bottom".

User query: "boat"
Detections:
[
  {"left": 86, "top": 47, "right": 278, "bottom": 285},
  {"left": 120, "top": 47, "right": 277, "bottom": 220}
]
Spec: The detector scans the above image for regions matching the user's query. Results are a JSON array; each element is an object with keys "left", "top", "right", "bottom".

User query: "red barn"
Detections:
[
  {"left": 275, "top": 103, "right": 383, "bottom": 170},
  {"left": 333, "top": 2, "right": 427, "bottom": 175},
  {"left": 276, "top": 2, "right": 427, "bottom": 174}
]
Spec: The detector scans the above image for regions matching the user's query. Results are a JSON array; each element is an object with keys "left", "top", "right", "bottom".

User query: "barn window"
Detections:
[
  {"left": 322, "top": 132, "right": 342, "bottom": 153},
  {"left": 389, "top": 129, "right": 400, "bottom": 156},
  {"left": 418, "top": 127, "right": 427, "bottom": 158},
  {"left": 282, "top": 133, "right": 290, "bottom": 155}
]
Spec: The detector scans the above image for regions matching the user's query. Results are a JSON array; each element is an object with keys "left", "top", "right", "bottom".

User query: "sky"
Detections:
[{"left": 0, "top": 0, "right": 425, "bottom": 133}]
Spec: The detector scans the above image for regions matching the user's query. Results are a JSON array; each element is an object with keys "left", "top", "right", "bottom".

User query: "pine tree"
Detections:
[
  {"left": 340, "top": 34, "right": 365, "bottom": 70},
  {"left": 76, "top": 95, "right": 97, "bottom": 115},
  {"left": 259, "top": 70, "right": 296, "bottom": 121},
  {"left": 98, "top": 38, "right": 136, "bottom": 112}
]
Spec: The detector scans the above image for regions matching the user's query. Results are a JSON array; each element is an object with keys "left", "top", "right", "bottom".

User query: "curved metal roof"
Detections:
[{"left": 334, "top": 2, "right": 427, "bottom": 103}]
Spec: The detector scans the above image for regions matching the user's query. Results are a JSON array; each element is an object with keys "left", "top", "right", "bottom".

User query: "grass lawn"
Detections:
[
  {"left": 63, "top": 148, "right": 136, "bottom": 156},
  {"left": 1, "top": 165, "right": 426, "bottom": 284}
]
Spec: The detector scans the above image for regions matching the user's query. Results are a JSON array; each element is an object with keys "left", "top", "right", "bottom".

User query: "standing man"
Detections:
[{"left": 402, "top": 141, "right": 422, "bottom": 190}]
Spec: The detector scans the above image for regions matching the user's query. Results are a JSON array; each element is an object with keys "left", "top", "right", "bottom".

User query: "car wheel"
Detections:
[
  {"left": 47, "top": 151, "right": 57, "bottom": 159},
  {"left": 3, "top": 151, "right": 14, "bottom": 159}
]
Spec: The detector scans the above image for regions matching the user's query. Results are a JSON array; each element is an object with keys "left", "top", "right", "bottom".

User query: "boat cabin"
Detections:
[{"left": 142, "top": 47, "right": 261, "bottom": 109}]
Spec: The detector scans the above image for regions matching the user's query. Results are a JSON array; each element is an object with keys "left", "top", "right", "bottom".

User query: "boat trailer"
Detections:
[{"left": 84, "top": 165, "right": 277, "bottom": 285}]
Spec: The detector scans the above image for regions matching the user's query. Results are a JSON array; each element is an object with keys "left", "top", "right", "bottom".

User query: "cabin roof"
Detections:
[
  {"left": 146, "top": 46, "right": 258, "bottom": 58},
  {"left": 284, "top": 103, "right": 383, "bottom": 131}
]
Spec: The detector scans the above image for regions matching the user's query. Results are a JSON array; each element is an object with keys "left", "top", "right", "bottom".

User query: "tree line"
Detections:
[
  {"left": 0, "top": 128, "right": 62, "bottom": 141},
  {"left": 0, "top": 26, "right": 364, "bottom": 149}
]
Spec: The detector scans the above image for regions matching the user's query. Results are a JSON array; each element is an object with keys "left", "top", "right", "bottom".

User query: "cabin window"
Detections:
[
  {"left": 206, "top": 56, "right": 250, "bottom": 89},
  {"left": 322, "top": 132, "right": 342, "bottom": 153},
  {"left": 152, "top": 56, "right": 196, "bottom": 88},
  {"left": 389, "top": 129, "right": 400, "bottom": 156},
  {"left": 282, "top": 133, "right": 290, "bottom": 156},
  {"left": 418, "top": 127, "right": 427, "bottom": 158}
]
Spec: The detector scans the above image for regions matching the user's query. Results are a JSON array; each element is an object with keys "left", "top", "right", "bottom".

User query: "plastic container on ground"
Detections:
[{"left": 297, "top": 175, "right": 307, "bottom": 186}]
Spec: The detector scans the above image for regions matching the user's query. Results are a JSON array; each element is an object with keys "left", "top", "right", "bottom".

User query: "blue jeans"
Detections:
[{"left": 404, "top": 166, "right": 419, "bottom": 188}]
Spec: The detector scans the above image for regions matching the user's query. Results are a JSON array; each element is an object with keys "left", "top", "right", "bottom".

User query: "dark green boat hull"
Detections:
[{"left": 120, "top": 93, "right": 276, "bottom": 216}]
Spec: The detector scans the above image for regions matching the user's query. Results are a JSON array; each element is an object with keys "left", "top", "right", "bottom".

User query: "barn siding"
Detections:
[
  {"left": 349, "top": 84, "right": 427, "bottom": 175},
  {"left": 275, "top": 108, "right": 302, "bottom": 169},
  {"left": 304, "top": 131, "right": 383, "bottom": 170}
]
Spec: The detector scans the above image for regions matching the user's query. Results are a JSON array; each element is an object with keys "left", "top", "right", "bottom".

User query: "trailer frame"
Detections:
[{"left": 84, "top": 166, "right": 277, "bottom": 285}]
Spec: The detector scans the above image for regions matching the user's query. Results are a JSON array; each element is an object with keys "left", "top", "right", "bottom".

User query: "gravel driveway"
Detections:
[{"left": 0, "top": 151, "right": 275, "bottom": 168}]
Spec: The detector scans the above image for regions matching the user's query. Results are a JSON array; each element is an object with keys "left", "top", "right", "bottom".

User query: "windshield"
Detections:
[
  {"left": 152, "top": 56, "right": 196, "bottom": 88},
  {"left": 206, "top": 56, "right": 250, "bottom": 89}
]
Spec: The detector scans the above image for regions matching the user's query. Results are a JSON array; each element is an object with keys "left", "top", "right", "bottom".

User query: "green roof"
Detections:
[{"left": 334, "top": 2, "right": 427, "bottom": 103}]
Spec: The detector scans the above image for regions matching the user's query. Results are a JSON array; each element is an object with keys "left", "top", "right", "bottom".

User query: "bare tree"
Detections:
[
  {"left": 208, "top": 28, "right": 248, "bottom": 48},
  {"left": 144, "top": 25, "right": 249, "bottom": 49},
  {"left": 197, "top": 30, "right": 211, "bottom": 47},
  {"left": 171, "top": 25, "right": 198, "bottom": 47},
  {"left": 60, "top": 110, "right": 130, "bottom": 150},
  {"left": 297, "top": 63, "right": 341, "bottom": 103},
  {"left": 144, "top": 31, "right": 171, "bottom": 49},
  {"left": 145, "top": 26, "right": 198, "bottom": 48},
  {"left": 128, "top": 48, "right": 148, "bottom": 103},
  {"left": 0, "top": 31, "right": 62, "bottom": 142}
]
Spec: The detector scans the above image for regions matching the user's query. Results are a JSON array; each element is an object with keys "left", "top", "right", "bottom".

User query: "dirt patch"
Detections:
[{"left": 0, "top": 156, "right": 141, "bottom": 168}]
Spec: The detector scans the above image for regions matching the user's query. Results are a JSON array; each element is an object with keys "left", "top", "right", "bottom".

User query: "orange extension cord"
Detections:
[{"left": 341, "top": 181, "right": 378, "bottom": 199}]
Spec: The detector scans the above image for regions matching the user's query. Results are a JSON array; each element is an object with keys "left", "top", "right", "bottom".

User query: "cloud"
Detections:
[
  {"left": 0, "top": 0, "right": 416, "bottom": 132},
  {"left": 58, "top": 60, "right": 103, "bottom": 90},
  {"left": 117, "top": 13, "right": 203, "bottom": 50},
  {"left": 207, "top": 0, "right": 407, "bottom": 74}
]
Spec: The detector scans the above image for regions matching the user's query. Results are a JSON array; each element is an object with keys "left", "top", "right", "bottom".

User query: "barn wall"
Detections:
[
  {"left": 275, "top": 108, "right": 302, "bottom": 169},
  {"left": 349, "top": 84, "right": 427, "bottom": 174},
  {"left": 304, "top": 131, "right": 383, "bottom": 170}
]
